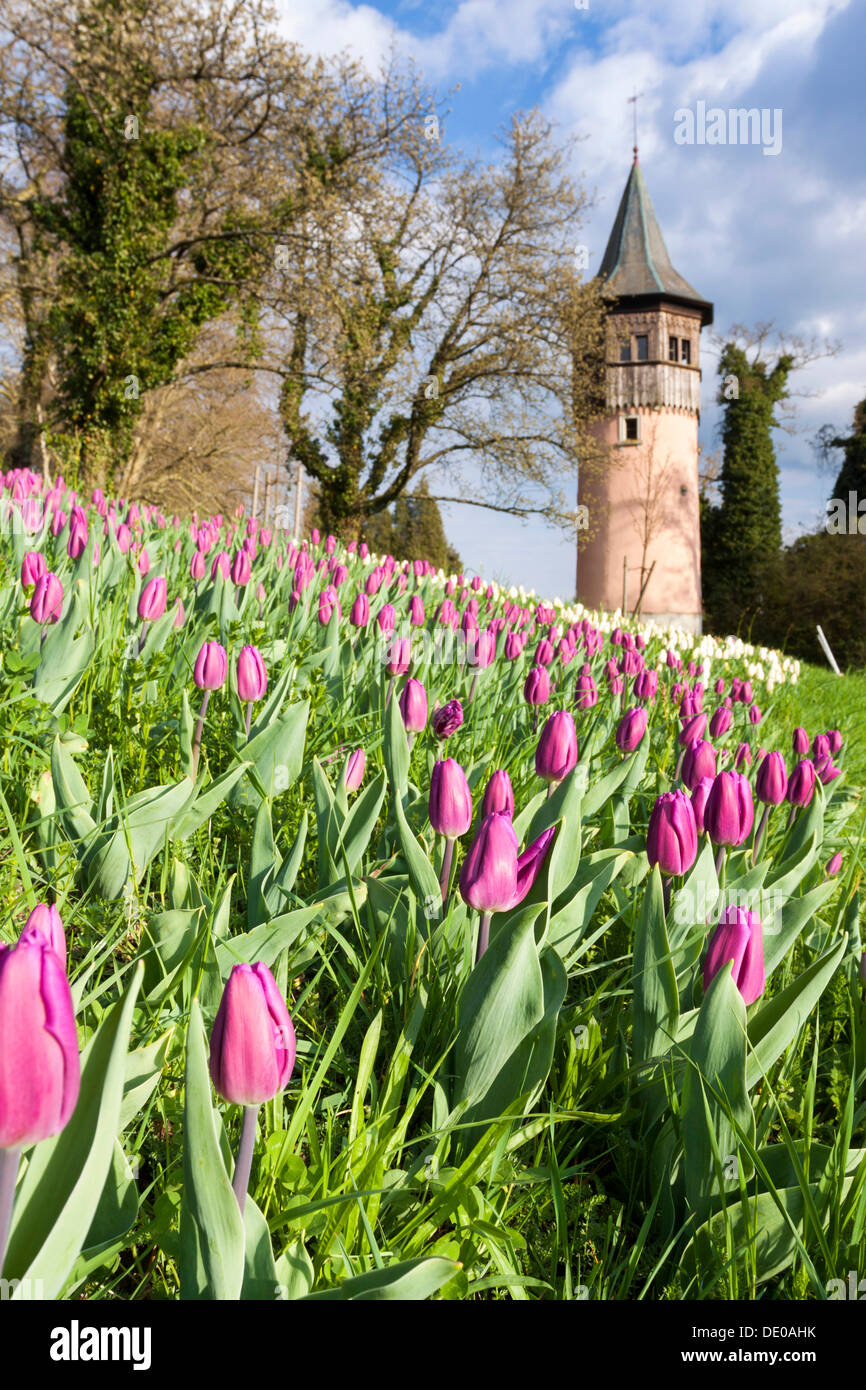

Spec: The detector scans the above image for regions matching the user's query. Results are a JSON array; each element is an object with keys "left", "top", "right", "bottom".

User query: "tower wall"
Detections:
[{"left": 578, "top": 302, "right": 705, "bottom": 633}]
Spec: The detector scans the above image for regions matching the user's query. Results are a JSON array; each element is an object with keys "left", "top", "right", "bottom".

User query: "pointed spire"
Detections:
[{"left": 597, "top": 162, "right": 713, "bottom": 326}]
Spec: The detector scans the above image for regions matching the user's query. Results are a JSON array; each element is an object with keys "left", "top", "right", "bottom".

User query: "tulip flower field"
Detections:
[{"left": 0, "top": 469, "right": 864, "bottom": 1304}]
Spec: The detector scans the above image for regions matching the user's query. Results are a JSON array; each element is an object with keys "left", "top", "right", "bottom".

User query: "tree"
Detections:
[
  {"left": 827, "top": 397, "right": 866, "bottom": 511},
  {"left": 275, "top": 105, "right": 607, "bottom": 539},
  {"left": 702, "top": 323, "right": 840, "bottom": 636}
]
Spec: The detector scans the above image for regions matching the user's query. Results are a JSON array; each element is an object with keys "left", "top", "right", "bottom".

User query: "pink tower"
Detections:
[{"left": 577, "top": 156, "right": 713, "bottom": 633}]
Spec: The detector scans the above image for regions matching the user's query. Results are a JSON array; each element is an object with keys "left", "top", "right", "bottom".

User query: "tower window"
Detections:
[
  {"left": 681, "top": 339, "right": 692, "bottom": 364},
  {"left": 619, "top": 339, "right": 631, "bottom": 362},
  {"left": 636, "top": 335, "right": 649, "bottom": 361},
  {"left": 619, "top": 415, "right": 640, "bottom": 443},
  {"left": 669, "top": 335, "right": 678, "bottom": 361}
]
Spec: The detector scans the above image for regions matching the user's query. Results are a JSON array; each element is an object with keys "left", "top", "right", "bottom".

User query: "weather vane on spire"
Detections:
[{"left": 628, "top": 89, "right": 644, "bottom": 163}]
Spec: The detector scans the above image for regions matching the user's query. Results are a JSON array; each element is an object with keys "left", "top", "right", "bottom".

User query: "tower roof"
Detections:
[{"left": 597, "top": 160, "right": 713, "bottom": 326}]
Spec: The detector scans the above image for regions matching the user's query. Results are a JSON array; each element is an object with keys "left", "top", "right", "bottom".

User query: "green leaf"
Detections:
[
  {"left": 179, "top": 999, "right": 246, "bottom": 1301},
  {"left": 301, "top": 1256, "right": 459, "bottom": 1301},
  {"left": 682, "top": 964, "right": 753, "bottom": 1219},
  {"left": 393, "top": 794, "right": 441, "bottom": 920},
  {"left": 632, "top": 864, "right": 679, "bottom": 1065},
  {"left": 172, "top": 763, "right": 252, "bottom": 841},
  {"left": 383, "top": 689, "right": 410, "bottom": 798}
]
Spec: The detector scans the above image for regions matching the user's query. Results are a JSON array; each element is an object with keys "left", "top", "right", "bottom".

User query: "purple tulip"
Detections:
[
  {"left": 209, "top": 963, "right": 295, "bottom": 1106},
  {"left": 0, "top": 928, "right": 80, "bottom": 1149},
  {"left": 459, "top": 812, "right": 520, "bottom": 913},
  {"left": 524, "top": 666, "right": 551, "bottom": 707},
  {"left": 734, "top": 742, "right": 752, "bottom": 770},
  {"left": 709, "top": 705, "right": 732, "bottom": 738},
  {"left": 399, "top": 678, "right": 428, "bottom": 734},
  {"left": 194, "top": 641, "right": 228, "bottom": 691},
  {"left": 30, "top": 571, "right": 63, "bottom": 625},
  {"left": 22, "top": 903, "right": 66, "bottom": 970},
  {"left": 429, "top": 758, "right": 473, "bottom": 839},
  {"left": 634, "top": 669, "right": 658, "bottom": 702},
  {"left": 787, "top": 759, "right": 816, "bottom": 807},
  {"left": 815, "top": 756, "right": 842, "bottom": 786},
  {"left": 691, "top": 776, "right": 715, "bottom": 835},
  {"left": 343, "top": 748, "right": 366, "bottom": 793},
  {"left": 682, "top": 738, "right": 717, "bottom": 791},
  {"left": 748, "top": 704, "right": 762, "bottom": 726},
  {"left": 190, "top": 550, "right": 206, "bottom": 582},
  {"left": 137, "top": 575, "right": 167, "bottom": 623},
  {"left": 826, "top": 729, "right": 843, "bottom": 756},
  {"left": 432, "top": 699, "right": 463, "bottom": 739},
  {"left": 616, "top": 706, "right": 647, "bottom": 752},
  {"left": 792, "top": 727, "right": 809, "bottom": 756},
  {"left": 20, "top": 551, "right": 47, "bottom": 592},
  {"left": 704, "top": 771, "right": 754, "bottom": 847},
  {"left": 703, "top": 906, "right": 765, "bottom": 1005},
  {"left": 679, "top": 713, "right": 707, "bottom": 747},
  {"left": 237, "top": 646, "right": 267, "bottom": 703},
  {"left": 376, "top": 604, "right": 396, "bottom": 635},
  {"left": 386, "top": 636, "right": 411, "bottom": 676},
  {"left": 482, "top": 769, "right": 515, "bottom": 819},
  {"left": 647, "top": 790, "right": 698, "bottom": 877},
  {"left": 756, "top": 750, "right": 788, "bottom": 805},
  {"left": 825, "top": 851, "right": 843, "bottom": 877},
  {"left": 514, "top": 825, "right": 556, "bottom": 903},
  {"left": 536, "top": 710, "right": 578, "bottom": 784}
]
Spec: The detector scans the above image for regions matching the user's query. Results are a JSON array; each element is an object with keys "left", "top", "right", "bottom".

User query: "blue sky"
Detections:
[{"left": 274, "top": 0, "right": 866, "bottom": 597}]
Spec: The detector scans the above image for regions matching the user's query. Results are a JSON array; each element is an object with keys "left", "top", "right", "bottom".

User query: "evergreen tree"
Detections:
[
  {"left": 702, "top": 343, "right": 793, "bottom": 635},
  {"left": 829, "top": 397, "right": 866, "bottom": 510},
  {"left": 361, "top": 479, "right": 460, "bottom": 571}
]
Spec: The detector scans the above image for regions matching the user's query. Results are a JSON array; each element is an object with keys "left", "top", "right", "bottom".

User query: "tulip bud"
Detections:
[
  {"left": 209, "top": 963, "right": 296, "bottom": 1106},
  {"left": 399, "top": 678, "right": 428, "bottom": 733},
  {"left": 237, "top": 646, "right": 267, "bottom": 703},
  {"left": 231, "top": 549, "right": 252, "bottom": 587},
  {"left": 524, "top": 665, "right": 551, "bottom": 706},
  {"left": 704, "top": 771, "right": 754, "bottom": 847},
  {"left": 756, "top": 750, "right": 788, "bottom": 805},
  {"left": 429, "top": 758, "right": 472, "bottom": 839},
  {"left": 30, "top": 571, "right": 63, "bottom": 625},
  {"left": 343, "top": 748, "right": 365, "bottom": 793},
  {"left": 826, "top": 729, "right": 843, "bottom": 756},
  {"left": 679, "top": 713, "right": 707, "bottom": 747},
  {"left": 386, "top": 636, "right": 411, "bottom": 676},
  {"left": 616, "top": 706, "right": 647, "bottom": 752},
  {"left": 690, "top": 775, "right": 715, "bottom": 835},
  {"left": 0, "top": 929, "right": 80, "bottom": 1148},
  {"left": 432, "top": 698, "right": 463, "bottom": 739},
  {"left": 681, "top": 738, "right": 717, "bottom": 791},
  {"left": 535, "top": 710, "right": 578, "bottom": 784},
  {"left": 21, "top": 551, "right": 47, "bottom": 592},
  {"left": 22, "top": 902, "right": 66, "bottom": 969},
  {"left": 459, "top": 812, "right": 519, "bottom": 913},
  {"left": 709, "top": 705, "right": 732, "bottom": 738},
  {"left": 194, "top": 640, "right": 228, "bottom": 691},
  {"left": 748, "top": 703, "right": 762, "bottom": 725},
  {"left": 734, "top": 742, "right": 752, "bottom": 770},
  {"left": 703, "top": 906, "right": 765, "bottom": 1005},
  {"left": 646, "top": 790, "right": 698, "bottom": 876},
  {"left": 138, "top": 575, "right": 167, "bottom": 623},
  {"left": 787, "top": 759, "right": 816, "bottom": 807},
  {"left": 825, "top": 851, "right": 843, "bottom": 877},
  {"left": 482, "top": 769, "right": 515, "bottom": 819}
]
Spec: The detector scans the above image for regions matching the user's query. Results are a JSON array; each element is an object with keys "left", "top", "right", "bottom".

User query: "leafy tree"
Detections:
[
  {"left": 828, "top": 397, "right": 866, "bottom": 508},
  {"left": 363, "top": 478, "right": 461, "bottom": 572}
]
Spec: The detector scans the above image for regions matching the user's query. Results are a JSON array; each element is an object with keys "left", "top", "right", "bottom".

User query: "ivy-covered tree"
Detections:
[
  {"left": 701, "top": 341, "right": 793, "bottom": 634},
  {"left": 828, "top": 397, "right": 866, "bottom": 512}
]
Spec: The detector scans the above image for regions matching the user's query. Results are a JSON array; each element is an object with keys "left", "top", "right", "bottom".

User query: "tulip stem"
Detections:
[
  {"left": 475, "top": 911, "right": 492, "bottom": 965},
  {"left": 244, "top": 702, "right": 253, "bottom": 740},
  {"left": 673, "top": 749, "right": 685, "bottom": 787},
  {"left": 439, "top": 837, "right": 455, "bottom": 907},
  {"left": 385, "top": 676, "right": 395, "bottom": 708},
  {"left": 714, "top": 845, "right": 727, "bottom": 882},
  {"left": 786, "top": 806, "right": 796, "bottom": 833},
  {"left": 662, "top": 878, "right": 672, "bottom": 918},
  {"left": 137, "top": 622, "right": 147, "bottom": 657},
  {"left": 232, "top": 1105, "right": 259, "bottom": 1214},
  {"left": 0, "top": 1146, "right": 21, "bottom": 1277},
  {"left": 468, "top": 673, "right": 478, "bottom": 704},
  {"left": 753, "top": 806, "right": 770, "bottom": 863},
  {"left": 191, "top": 690, "right": 211, "bottom": 779}
]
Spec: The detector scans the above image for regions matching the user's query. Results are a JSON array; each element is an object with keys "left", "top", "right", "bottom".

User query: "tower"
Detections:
[{"left": 577, "top": 156, "right": 713, "bottom": 633}]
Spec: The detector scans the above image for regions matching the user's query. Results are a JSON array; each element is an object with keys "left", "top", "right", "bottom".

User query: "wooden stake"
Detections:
[
  {"left": 632, "top": 559, "right": 656, "bottom": 618},
  {"left": 251, "top": 464, "right": 260, "bottom": 520}
]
